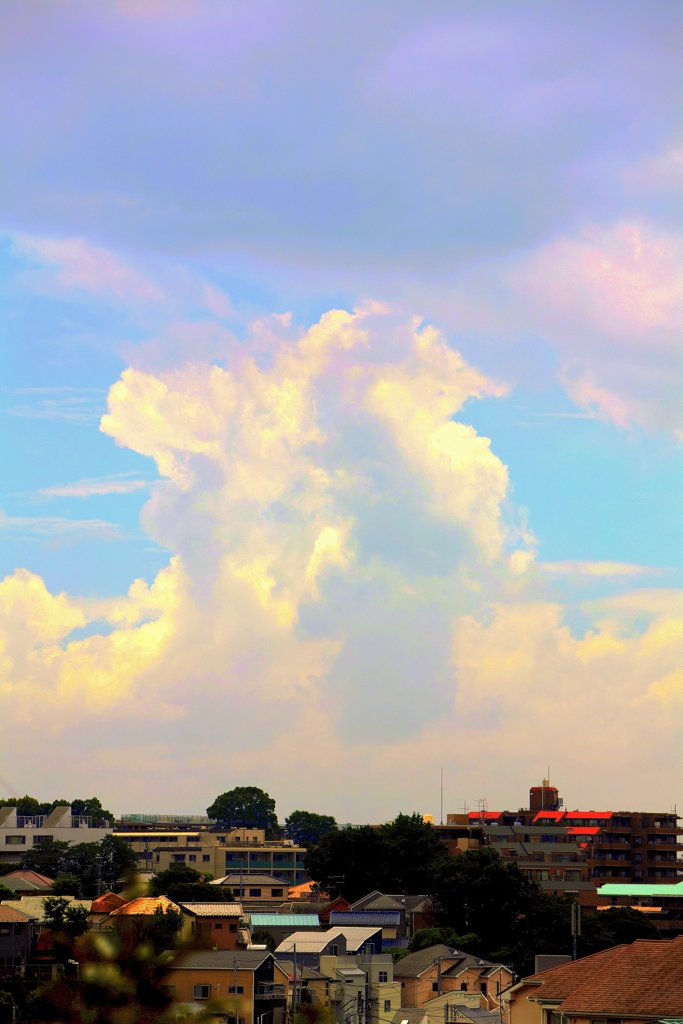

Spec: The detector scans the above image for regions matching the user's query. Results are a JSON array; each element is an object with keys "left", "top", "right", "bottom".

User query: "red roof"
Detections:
[
  {"left": 2, "top": 869, "right": 55, "bottom": 887},
  {"left": 91, "top": 891, "right": 129, "bottom": 914},
  {"left": 565, "top": 826, "right": 601, "bottom": 835},
  {"left": 110, "top": 895, "right": 181, "bottom": 917},
  {"left": 532, "top": 811, "right": 565, "bottom": 823},
  {"left": 520, "top": 945, "right": 626, "bottom": 999},
  {"left": 468, "top": 811, "right": 502, "bottom": 821},
  {"left": 558, "top": 936, "right": 683, "bottom": 1016}
]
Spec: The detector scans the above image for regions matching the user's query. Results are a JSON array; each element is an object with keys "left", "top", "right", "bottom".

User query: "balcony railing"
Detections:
[{"left": 256, "top": 985, "right": 286, "bottom": 1000}]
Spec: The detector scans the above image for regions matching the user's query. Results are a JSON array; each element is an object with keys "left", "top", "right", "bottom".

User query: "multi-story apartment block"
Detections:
[
  {"left": 0, "top": 805, "right": 113, "bottom": 865},
  {"left": 115, "top": 824, "right": 311, "bottom": 885},
  {"left": 442, "top": 782, "right": 683, "bottom": 885}
]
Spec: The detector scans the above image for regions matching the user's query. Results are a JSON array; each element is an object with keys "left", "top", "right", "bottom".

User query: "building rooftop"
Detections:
[
  {"left": 392, "top": 945, "right": 459, "bottom": 977},
  {"left": 90, "top": 892, "right": 129, "bottom": 914},
  {"left": 110, "top": 895, "right": 181, "bottom": 917},
  {"left": 180, "top": 903, "right": 243, "bottom": 916},
  {"left": 330, "top": 912, "right": 401, "bottom": 926},
  {"left": 170, "top": 949, "right": 274, "bottom": 970},
  {"left": 558, "top": 937, "right": 683, "bottom": 1016},
  {"left": 517, "top": 945, "right": 627, "bottom": 1000},
  {"left": 598, "top": 881, "right": 683, "bottom": 897},
  {"left": 212, "top": 874, "right": 287, "bottom": 887},
  {"left": 249, "top": 914, "right": 320, "bottom": 928}
]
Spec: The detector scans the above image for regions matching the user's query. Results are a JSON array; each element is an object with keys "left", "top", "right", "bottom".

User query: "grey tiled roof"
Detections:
[
  {"left": 392, "top": 945, "right": 458, "bottom": 977},
  {"left": 171, "top": 950, "right": 271, "bottom": 970}
]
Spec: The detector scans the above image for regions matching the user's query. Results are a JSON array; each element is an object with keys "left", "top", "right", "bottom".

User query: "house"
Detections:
[
  {"left": 279, "top": 946, "right": 401, "bottom": 1021},
  {"left": 347, "top": 892, "right": 430, "bottom": 938},
  {"left": 89, "top": 891, "right": 129, "bottom": 928},
  {"left": 392, "top": 944, "right": 512, "bottom": 1012},
  {"left": 0, "top": 905, "right": 40, "bottom": 977},
  {"left": 103, "top": 895, "right": 193, "bottom": 943},
  {"left": 247, "top": 913, "right": 320, "bottom": 948},
  {"left": 275, "top": 960, "right": 331, "bottom": 1007},
  {"left": 504, "top": 946, "right": 627, "bottom": 1024},
  {"left": 1, "top": 896, "right": 92, "bottom": 924},
  {"left": 162, "top": 948, "right": 289, "bottom": 1024},
  {"left": 0, "top": 805, "right": 112, "bottom": 866},
  {"left": 212, "top": 874, "right": 289, "bottom": 901},
  {"left": 0, "top": 870, "right": 54, "bottom": 895},
  {"left": 180, "top": 903, "right": 243, "bottom": 949},
  {"left": 275, "top": 930, "right": 351, "bottom": 968}
]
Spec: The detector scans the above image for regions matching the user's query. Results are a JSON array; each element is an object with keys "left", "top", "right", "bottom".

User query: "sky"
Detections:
[{"left": 0, "top": 0, "right": 682, "bottom": 822}]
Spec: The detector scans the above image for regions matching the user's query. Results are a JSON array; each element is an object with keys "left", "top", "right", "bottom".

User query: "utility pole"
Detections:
[
  {"left": 292, "top": 943, "right": 297, "bottom": 1019},
  {"left": 234, "top": 956, "right": 239, "bottom": 1024},
  {"left": 571, "top": 901, "right": 581, "bottom": 961},
  {"left": 436, "top": 956, "right": 442, "bottom": 997}
]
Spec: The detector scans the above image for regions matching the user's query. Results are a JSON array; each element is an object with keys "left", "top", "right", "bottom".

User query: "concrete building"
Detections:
[
  {"left": 0, "top": 805, "right": 112, "bottom": 865},
  {"left": 247, "top": 913, "right": 320, "bottom": 948},
  {"left": 115, "top": 826, "right": 310, "bottom": 884},
  {"left": 0, "top": 905, "right": 40, "bottom": 977}
]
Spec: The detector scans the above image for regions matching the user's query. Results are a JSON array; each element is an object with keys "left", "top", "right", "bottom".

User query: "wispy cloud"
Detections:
[
  {"left": 15, "top": 235, "right": 164, "bottom": 303},
  {"left": 1, "top": 387, "right": 107, "bottom": 425},
  {"left": 0, "top": 512, "right": 124, "bottom": 540},
  {"left": 38, "top": 473, "right": 152, "bottom": 498},
  {"left": 539, "top": 560, "right": 666, "bottom": 578}
]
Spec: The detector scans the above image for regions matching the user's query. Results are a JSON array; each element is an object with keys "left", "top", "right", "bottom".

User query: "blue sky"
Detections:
[{"left": 0, "top": 0, "right": 682, "bottom": 820}]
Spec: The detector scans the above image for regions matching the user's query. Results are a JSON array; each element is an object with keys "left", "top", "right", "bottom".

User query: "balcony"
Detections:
[{"left": 256, "top": 985, "right": 286, "bottom": 1001}]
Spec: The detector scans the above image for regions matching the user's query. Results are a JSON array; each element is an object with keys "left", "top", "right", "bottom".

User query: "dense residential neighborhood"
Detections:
[{"left": 0, "top": 781, "right": 682, "bottom": 1022}]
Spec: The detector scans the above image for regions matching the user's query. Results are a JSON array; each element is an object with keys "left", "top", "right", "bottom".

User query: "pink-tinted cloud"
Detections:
[{"left": 15, "top": 235, "right": 164, "bottom": 302}]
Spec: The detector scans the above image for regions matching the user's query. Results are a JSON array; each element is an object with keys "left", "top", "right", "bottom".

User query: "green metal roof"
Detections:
[
  {"left": 250, "top": 914, "right": 320, "bottom": 927},
  {"left": 598, "top": 881, "right": 683, "bottom": 897}
]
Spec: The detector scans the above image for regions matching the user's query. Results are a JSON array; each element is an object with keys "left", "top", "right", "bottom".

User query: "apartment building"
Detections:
[
  {"left": 444, "top": 781, "right": 682, "bottom": 885},
  {"left": 115, "top": 826, "right": 310, "bottom": 884},
  {"left": 0, "top": 805, "right": 112, "bottom": 864}
]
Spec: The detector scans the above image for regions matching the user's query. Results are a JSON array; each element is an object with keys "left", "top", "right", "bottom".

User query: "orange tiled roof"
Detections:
[
  {"left": 288, "top": 881, "right": 326, "bottom": 899},
  {"left": 558, "top": 936, "right": 683, "bottom": 1016},
  {"left": 520, "top": 945, "right": 626, "bottom": 1000},
  {"left": 3, "top": 869, "right": 55, "bottom": 887},
  {"left": 110, "top": 895, "right": 181, "bottom": 917},
  {"left": 0, "top": 906, "right": 33, "bottom": 923},
  {"left": 91, "top": 891, "right": 129, "bottom": 914}
]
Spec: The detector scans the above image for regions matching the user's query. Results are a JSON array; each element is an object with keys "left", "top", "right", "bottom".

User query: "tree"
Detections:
[
  {"left": 51, "top": 873, "right": 84, "bottom": 897},
  {"left": 42, "top": 897, "right": 91, "bottom": 942},
  {"left": 579, "top": 906, "right": 659, "bottom": 956},
  {"left": 97, "top": 834, "right": 139, "bottom": 888},
  {"left": 207, "top": 786, "right": 278, "bottom": 831},
  {"left": 148, "top": 865, "right": 234, "bottom": 903},
  {"left": 0, "top": 883, "right": 15, "bottom": 902},
  {"left": 71, "top": 797, "right": 114, "bottom": 822},
  {"left": 305, "top": 813, "right": 449, "bottom": 902},
  {"left": 304, "top": 824, "right": 386, "bottom": 901},
  {"left": 30, "top": 910, "right": 178, "bottom": 1024},
  {"left": 251, "top": 929, "right": 276, "bottom": 952},
  {"left": 409, "top": 927, "right": 482, "bottom": 955},
  {"left": 285, "top": 811, "right": 337, "bottom": 846},
  {"left": 21, "top": 839, "right": 72, "bottom": 877}
]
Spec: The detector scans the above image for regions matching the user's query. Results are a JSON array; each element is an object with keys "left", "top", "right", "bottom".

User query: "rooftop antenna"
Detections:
[{"left": 440, "top": 766, "right": 443, "bottom": 826}]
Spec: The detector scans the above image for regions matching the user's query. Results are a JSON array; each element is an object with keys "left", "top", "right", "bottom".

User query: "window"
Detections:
[
  {"left": 203, "top": 855, "right": 210, "bottom": 862},
  {"left": 480, "top": 983, "right": 487, "bottom": 996},
  {"left": 172, "top": 854, "right": 186, "bottom": 862},
  {"left": 432, "top": 983, "right": 439, "bottom": 992},
  {"left": 189, "top": 855, "right": 196, "bottom": 862},
  {"left": 0, "top": 928, "right": 9, "bottom": 936},
  {"left": 460, "top": 983, "right": 468, "bottom": 991},
  {"left": 230, "top": 923, "right": 237, "bottom": 932},
  {"left": 228, "top": 986, "right": 244, "bottom": 994},
  {"left": 537, "top": 870, "right": 550, "bottom": 881},
  {"left": 634, "top": 853, "right": 643, "bottom": 863},
  {"left": 33, "top": 835, "right": 53, "bottom": 844},
  {"left": 161, "top": 986, "right": 175, "bottom": 997},
  {"left": 249, "top": 888, "right": 261, "bottom": 897},
  {"left": 215, "top": 922, "right": 223, "bottom": 929},
  {"left": 328, "top": 945, "right": 338, "bottom": 956},
  {"left": 271, "top": 888, "right": 284, "bottom": 897},
  {"left": 194, "top": 985, "right": 211, "bottom": 999},
  {"left": 384, "top": 1001, "right": 391, "bottom": 1013},
  {"left": 5, "top": 836, "right": 25, "bottom": 845},
  {"left": 565, "top": 871, "right": 581, "bottom": 881},
  {"left": 378, "top": 972, "right": 388, "bottom": 983}
]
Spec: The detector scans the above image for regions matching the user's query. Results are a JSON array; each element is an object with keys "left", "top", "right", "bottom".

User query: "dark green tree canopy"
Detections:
[
  {"left": 305, "top": 813, "right": 447, "bottom": 902},
  {"left": 51, "top": 873, "right": 84, "bottom": 897},
  {"left": 207, "top": 786, "right": 278, "bottom": 830},
  {"left": 285, "top": 810, "right": 337, "bottom": 846},
  {"left": 21, "top": 834, "right": 137, "bottom": 893},
  {"left": 0, "top": 795, "right": 113, "bottom": 819},
  {"left": 148, "top": 865, "right": 234, "bottom": 903}
]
